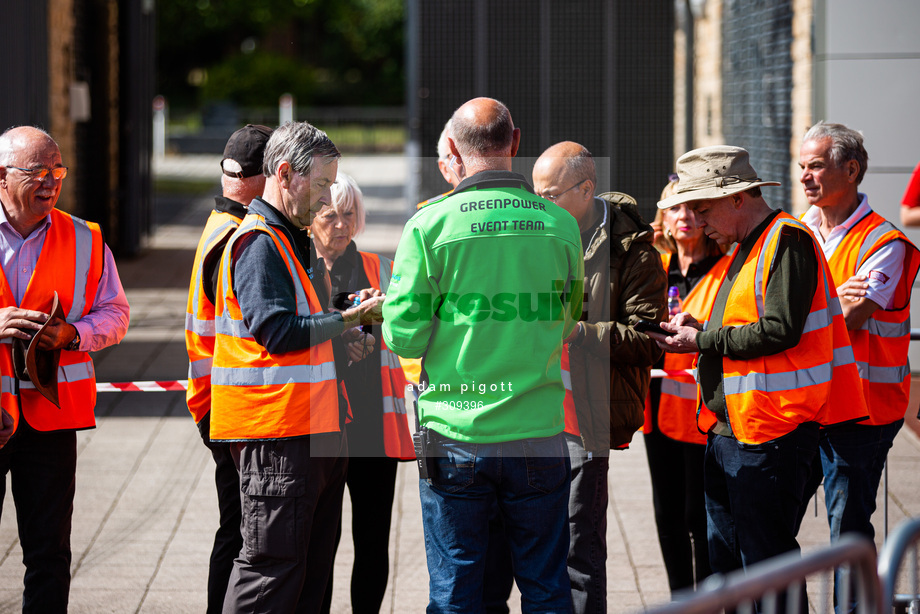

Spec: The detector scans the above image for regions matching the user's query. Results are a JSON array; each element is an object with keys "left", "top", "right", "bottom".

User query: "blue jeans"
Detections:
[
  {"left": 819, "top": 420, "right": 902, "bottom": 614},
  {"left": 565, "top": 434, "right": 609, "bottom": 614},
  {"left": 819, "top": 419, "right": 902, "bottom": 542},
  {"left": 705, "top": 423, "right": 819, "bottom": 574},
  {"left": 419, "top": 431, "right": 572, "bottom": 614}
]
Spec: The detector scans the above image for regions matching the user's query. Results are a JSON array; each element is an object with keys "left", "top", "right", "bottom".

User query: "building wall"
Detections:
[
  {"left": 812, "top": 0, "right": 920, "bottom": 369},
  {"left": 693, "top": 0, "right": 724, "bottom": 148},
  {"left": 789, "top": 0, "right": 813, "bottom": 216},
  {"left": 48, "top": 0, "right": 77, "bottom": 214}
]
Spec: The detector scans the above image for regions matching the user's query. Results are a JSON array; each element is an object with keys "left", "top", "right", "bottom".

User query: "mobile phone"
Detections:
[{"left": 634, "top": 319, "right": 676, "bottom": 337}]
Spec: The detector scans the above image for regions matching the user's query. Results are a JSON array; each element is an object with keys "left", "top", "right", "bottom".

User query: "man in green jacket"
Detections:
[
  {"left": 382, "top": 98, "right": 584, "bottom": 612},
  {"left": 534, "top": 141, "right": 666, "bottom": 614}
]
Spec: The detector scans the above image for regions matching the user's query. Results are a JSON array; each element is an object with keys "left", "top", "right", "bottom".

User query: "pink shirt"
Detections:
[{"left": 0, "top": 207, "right": 129, "bottom": 352}]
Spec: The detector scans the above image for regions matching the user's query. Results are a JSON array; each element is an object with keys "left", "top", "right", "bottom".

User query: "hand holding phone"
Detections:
[{"left": 634, "top": 319, "right": 676, "bottom": 337}]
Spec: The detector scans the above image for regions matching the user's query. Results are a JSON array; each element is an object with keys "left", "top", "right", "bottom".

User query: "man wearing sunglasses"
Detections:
[{"left": 0, "top": 125, "right": 130, "bottom": 612}]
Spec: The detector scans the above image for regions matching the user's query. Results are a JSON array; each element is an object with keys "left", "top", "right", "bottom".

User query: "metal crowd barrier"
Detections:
[
  {"left": 879, "top": 517, "right": 920, "bottom": 614},
  {"left": 644, "top": 535, "right": 881, "bottom": 614}
]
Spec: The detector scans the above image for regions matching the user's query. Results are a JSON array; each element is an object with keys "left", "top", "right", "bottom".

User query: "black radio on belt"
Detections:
[{"left": 412, "top": 401, "right": 437, "bottom": 480}]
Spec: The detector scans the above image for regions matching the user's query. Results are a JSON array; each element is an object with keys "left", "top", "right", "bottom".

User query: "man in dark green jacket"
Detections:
[{"left": 534, "top": 141, "right": 666, "bottom": 614}]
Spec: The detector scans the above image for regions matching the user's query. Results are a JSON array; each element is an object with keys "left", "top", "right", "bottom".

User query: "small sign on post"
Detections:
[
  {"left": 152, "top": 95, "right": 167, "bottom": 161},
  {"left": 279, "top": 94, "right": 295, "bottom": 125}
]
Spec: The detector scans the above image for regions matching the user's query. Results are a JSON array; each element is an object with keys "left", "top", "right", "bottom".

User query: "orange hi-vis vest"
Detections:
[
  {"left": 185, "top": 209, "right": 244, "bottom": 424},
  {"left": 210, "top": 213, "right": 339, "bottom": 441},
  {"left": 824, "top": 210, "right": 920, "bottom": 425},
  {"left": 0, "top": 209, "right": 104, "bottom": 433},
  {"left": 697, "top": 213, "right": 868, "bottom": 445},
  {"left": 359, "top": 252, "right": 415, "bottom": 459},
  {"left": 651, "top": 252, "right": 731, "bottom": 445}
]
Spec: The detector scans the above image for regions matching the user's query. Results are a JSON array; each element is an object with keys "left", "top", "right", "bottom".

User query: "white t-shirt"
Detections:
[{"left": 802, "top": 194, "right": 904, "bottom": 310}]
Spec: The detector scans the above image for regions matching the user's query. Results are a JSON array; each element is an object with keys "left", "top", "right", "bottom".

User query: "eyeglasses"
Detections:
[
  {"left": 540, "top": 179, "right": 586, "bottom": 203},
  {"left": 5, "top": 166, "right": 69, "bottom": 181}
]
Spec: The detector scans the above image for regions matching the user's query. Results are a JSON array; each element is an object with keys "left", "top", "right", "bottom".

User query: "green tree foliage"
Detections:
[{"left": 157, "top": 0, "right": 404, "bottom": 110}]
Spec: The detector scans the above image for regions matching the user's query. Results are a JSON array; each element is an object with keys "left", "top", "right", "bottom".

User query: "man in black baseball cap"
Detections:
[
  {"left": 221, "top": 123, "right": 273, "bottom": 178},
  {"left": 186, "top": 123, "right": 272, "bottom": 614}
]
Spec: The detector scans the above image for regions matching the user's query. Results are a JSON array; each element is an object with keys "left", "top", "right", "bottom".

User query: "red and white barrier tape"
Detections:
[
  {"left": 97, "top": 380, "right": 188, "bottom": 392},
  {"left": 95, "top": 370, "right": 694, "bottom": 392}
]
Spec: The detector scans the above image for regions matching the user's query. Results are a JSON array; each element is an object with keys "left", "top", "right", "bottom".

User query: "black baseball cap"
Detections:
[{"left": 221, "top": 124, "right": 273, "bottom": 178}]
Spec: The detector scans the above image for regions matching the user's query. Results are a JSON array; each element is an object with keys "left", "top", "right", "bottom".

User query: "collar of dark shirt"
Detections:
[{"left": 214, "top": 195, "right": 247, "bottom": 219}]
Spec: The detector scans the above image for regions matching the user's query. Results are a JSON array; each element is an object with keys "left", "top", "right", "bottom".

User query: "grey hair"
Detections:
[
  {"left": 330, "top": 171, "right": 366, "bottom": 236},
  {"left": 262, "top": 121, "right": 340, "bottom": 178},
  {"left": 0, "top": 126, "right": 54, "bottom": 166},
  {"left": 804, "top": 121, "right": 869, "bottom": 185},
  {"left": 436, "top": 119, "right": 452, "bottom": 160},
  {"left": 450, "top": 100, "right": 514, "bottom": 158}
]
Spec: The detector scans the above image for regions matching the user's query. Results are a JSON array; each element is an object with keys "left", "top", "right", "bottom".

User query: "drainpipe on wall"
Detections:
[{"left": 682, "top": 0, "right": 695, "bottom": 152}]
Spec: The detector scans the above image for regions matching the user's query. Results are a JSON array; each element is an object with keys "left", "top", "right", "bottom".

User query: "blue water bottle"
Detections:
[{"left": 667, "top": 286, "right": 682, "bottom": 316}]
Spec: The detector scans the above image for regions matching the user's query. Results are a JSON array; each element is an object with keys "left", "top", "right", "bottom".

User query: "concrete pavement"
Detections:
[{"left": 0, "top": 154, "right": 919, "bottom": 612}]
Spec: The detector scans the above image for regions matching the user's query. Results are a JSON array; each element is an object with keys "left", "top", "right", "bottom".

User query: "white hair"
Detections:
[{"left": 330, "top": 171, "right": 366, "bottom": 236}]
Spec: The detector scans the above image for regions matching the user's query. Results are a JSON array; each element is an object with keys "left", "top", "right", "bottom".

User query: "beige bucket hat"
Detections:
[{"left": 658, "top": 145, "right": 781, "bottom": 209}]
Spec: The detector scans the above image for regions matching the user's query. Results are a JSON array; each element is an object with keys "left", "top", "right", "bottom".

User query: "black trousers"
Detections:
[
  {"left": 322, "top": 456, "right": 399, "bottom": 614},
  {"left": 0, "top": 423, "right": 77, "bottom": 614},
  {"left": 198, "top": 415, "right": 243, "bottom": 614},
  {"left": 643, "top": 427, "right": 711, "bottom": 593}
]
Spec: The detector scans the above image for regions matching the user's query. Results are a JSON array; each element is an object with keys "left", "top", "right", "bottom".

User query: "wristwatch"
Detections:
[{"left": 66, "top": 327, "right": 81, "bottom": 351}]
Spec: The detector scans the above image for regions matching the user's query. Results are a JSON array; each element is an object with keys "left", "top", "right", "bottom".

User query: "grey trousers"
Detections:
[
  {"left": 565, "top": 434, "right": 610, "bottom": 614},
  {"left": 223, "top": 432, "right": 348, "bottom": 614}
]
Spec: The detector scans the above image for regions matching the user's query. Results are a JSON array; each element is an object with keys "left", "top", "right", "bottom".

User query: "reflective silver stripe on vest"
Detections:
[
  {"left": 215, "top": 316, "right": 254, "bottom": 340},
  {"left": 723, "top": 361, "right": 832, "bottom": 396},
  {"left": 754, "top": 218, "right": 811, "bottom": 318},
  {"left": 833, "top": 344, "right": 856, "bottom": 368},
  {"left": 561, "top": 367, "right": 572, "bottom": 391},
  {"left": 185, "top": 312, "right": 216, "bottom": 337},
  {"left": 802, "top": 306, "right": 832, "bottom": 335},
  {"left": 211, "top": 362, "right": 336, "bottom": 386},
  {"left": 382, "top": 395, "right": 408, "bottom": 416},
  {"left": 863, "top": 318, "right": 910, "bottom": 338},
  {"left": 378, "top": 256, "right": 392, "bottom": 293},
  {"left": 1, "top": 375, "right": 14, "bottom": 395},
  {"left": 856, "top": 220, "right": 898, "bottom": 266},
  {"left": 20, "top": 361, "right": 94, "bottom": 389},
  {"left": 661, "top": 378, "right": 697, "bottom": 400},
  {"left": 223, "top": 216, "right": 318, "bottom": 318},
  {"left": 188, "top": 357, "right": 213, "bottom": 380},
  {"left": 855, "top": 361, "right": 911, "bottom": 385},
  {"left": 68, "top": 217, "right": 96, "bottom": 321},
  {"left": 190, "top": 219, "right": 239, "bottom": 317}
]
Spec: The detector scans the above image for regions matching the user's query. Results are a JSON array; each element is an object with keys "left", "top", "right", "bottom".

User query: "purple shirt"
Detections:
[{"left": 0, "top": 207, "right": 130, "bottom": 352}]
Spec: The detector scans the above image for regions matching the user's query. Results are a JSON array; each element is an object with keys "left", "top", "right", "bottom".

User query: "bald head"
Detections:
[
  {"left": 533, "top": 142, "right": 596, "bottom": 188},
  {"left": 0, "top": 126, "right": 65, "bottom": 238},
  {"left": 448, "top": 98, "right": 520, "bottom": 174},
  {"left": 0, "top": 126, "right": 57, "bottom": 166},
  {"left": 533, "top": 142, "right": 597, "bottom": 231}
]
